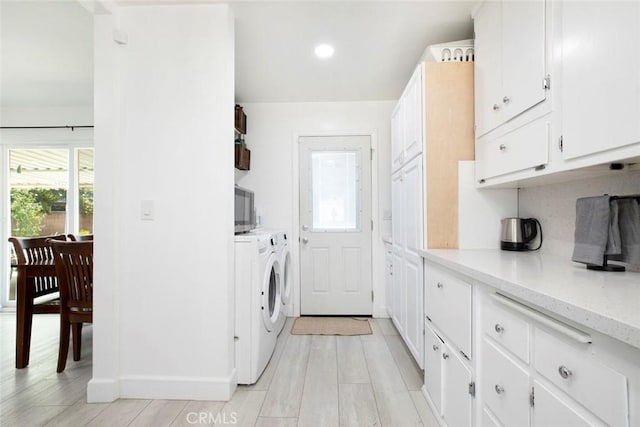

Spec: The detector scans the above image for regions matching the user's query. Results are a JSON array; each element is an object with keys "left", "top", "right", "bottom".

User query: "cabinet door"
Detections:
[
  {"left": 391, "top": 170, "right": 404, "bottom": 251},
  {"left": 391, "top": 101, "right": 405, "bottom": 172},
  {"left": 404, "top": 251, "right": 424, "bottom": 368},
  {"left": 402, "top": 154, "right": 423, "bottom": 254},
  {"left": 501, "top": 0, "right": 546, "bottom": 122},
  {"left": 385, "top": 245, "right": 393, "bottom": 317},
  {"left": 474, "top": 0, "right": 503, "bottom": 136},
  {"left": 425, "top": 325, "right": 443, "bottom": 416},
  {"left": 482, "top": 339, "right": 530, "bottom": 427},
  {"left": 404, "top": 64, "right": 424, "bottom": 162},
  {"left": 561, "top": 1, "right": 640, "bottom": 160},
  {"left": 442, "top": 345, "right": 473, "bottom": 427},
  {"left": 391, "top": 250, "right": 405, "bottom": 335},
  {"left": 533, "top": 381, "right": 591, "bottom": 427}
]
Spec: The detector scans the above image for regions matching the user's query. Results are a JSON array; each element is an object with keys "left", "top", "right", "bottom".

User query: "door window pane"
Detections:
[{"left": 311, "top": 150, "right": 360, "bottom": 231}]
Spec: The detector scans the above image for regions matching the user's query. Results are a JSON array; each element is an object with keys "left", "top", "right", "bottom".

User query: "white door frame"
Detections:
[{"left": 290, "top": 130, "right": 381, "bottom": 317}]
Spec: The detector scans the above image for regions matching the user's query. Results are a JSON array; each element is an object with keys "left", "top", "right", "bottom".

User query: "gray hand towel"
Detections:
[
  {"left": 617, "top": 198, "right": 640, "bottom": 265},
  {"left": 572, "top": 196, "right": 612, "bottom": 265},
  {"left": 606, "top": 200, "right": 622, "bottom": 257}
]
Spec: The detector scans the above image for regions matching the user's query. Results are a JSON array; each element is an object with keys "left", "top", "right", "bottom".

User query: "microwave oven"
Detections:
[{"left": 235, "top": 186, "right": 255, "bottom": 234}]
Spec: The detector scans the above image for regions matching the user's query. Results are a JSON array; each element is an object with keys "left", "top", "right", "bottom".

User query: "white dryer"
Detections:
[
  {"left": 272, "top": 231, "right": 291, "bottom": 335},
  {"left": 235, "top": 232, "right": 282, "bottom": 384}
]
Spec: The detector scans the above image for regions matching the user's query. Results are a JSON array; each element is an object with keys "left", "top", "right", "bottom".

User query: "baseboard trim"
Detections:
[
  {"left": 87, "top": 369, "right": 238, "bottom": 402},
  {"left": 87, "top": 377, "right": 119, "bottom": 403}
]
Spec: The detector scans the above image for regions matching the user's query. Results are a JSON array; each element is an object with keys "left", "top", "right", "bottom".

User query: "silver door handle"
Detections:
[
  {"left": 302, "top": 237, "right": 309, "bottom": 244},
  {"left": 558, "top": 365, "right": 572, "bottom": 379},
  {"left": 494, "top": 324, "right": 504, "bottom": 333},
  {"left": 493, "top": 104, "right": 500, "bottom": 111},
  {"left": 302, "top": 224, "right": 309, "bottom": 231},
  {"left": 436, "top": 282, "right": 443, "bottom": 289},
  {"left": 495, "top": 384, "right": 504, "bottom": 394},
  {"left": 503, "top": 96, "right": 511, "bottom": 104}
]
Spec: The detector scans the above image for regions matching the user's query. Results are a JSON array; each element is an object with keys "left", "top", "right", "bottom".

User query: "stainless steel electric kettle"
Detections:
[{"left": 500, "top": 218, "right": 543, "bottom": 251}]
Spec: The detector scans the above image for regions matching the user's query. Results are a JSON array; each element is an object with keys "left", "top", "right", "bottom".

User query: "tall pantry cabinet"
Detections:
[{"left": 390, "top": 61, "right": 475, "bottom": 368}]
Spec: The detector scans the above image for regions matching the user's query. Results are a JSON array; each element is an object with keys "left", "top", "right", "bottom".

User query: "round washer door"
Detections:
[
  {"left": 280, "top": 248, "right": 292, "bottom": 306},
  {"left": 261, "top": 253, "right": 282, "bottom": 332}
]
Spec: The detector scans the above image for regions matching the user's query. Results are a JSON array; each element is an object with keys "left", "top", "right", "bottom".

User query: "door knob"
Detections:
[
  {"left": 302, "top": 237, "right": 309, "bottom": 244},
  {"left": 302, "top": 224, "right": 309, "bottom": 231}
]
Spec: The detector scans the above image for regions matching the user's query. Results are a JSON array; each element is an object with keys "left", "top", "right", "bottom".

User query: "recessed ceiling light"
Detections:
[{"left": 314, "top": 44, "right": 334, "bottom": 59}]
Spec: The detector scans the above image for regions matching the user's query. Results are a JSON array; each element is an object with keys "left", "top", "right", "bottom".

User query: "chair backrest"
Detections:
[
  {"left": 9, "top": 235, "right": 67, "bottom": 298},
  {"left": 67, "top": 234, "right": 93, "bottom": 242},
  {"left": 50, "top": 241, "right": 94, "bottom": 312},
  {"left": 9, "top": 235, "right": 67, "bottom": 265}
]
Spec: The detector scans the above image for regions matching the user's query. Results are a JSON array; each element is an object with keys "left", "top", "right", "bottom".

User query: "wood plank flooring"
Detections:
[{"left": 0, "top": 313, "right": 439, "bottom": 426}]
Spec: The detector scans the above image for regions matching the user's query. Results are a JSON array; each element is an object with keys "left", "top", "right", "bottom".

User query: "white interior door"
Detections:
[{"left": 299, "top": 135, "right": 372, "bottom": 315}]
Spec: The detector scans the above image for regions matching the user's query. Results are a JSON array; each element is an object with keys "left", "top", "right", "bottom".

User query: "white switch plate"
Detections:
[{"left": 141, "top": 200, "right": 154, "bottom": 221}]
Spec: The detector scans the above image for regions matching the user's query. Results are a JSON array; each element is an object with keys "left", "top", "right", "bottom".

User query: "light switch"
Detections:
[{"left": 141, "top": 200, "right": 154, "bottom": 221}]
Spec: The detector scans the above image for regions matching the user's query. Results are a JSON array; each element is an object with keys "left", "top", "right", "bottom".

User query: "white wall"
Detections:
[
  {"left": 236, "top": 101, "right": 395, "bottom": 317},
  {"left": 1, "top": 106, "right": 93, "bottom": 126},
  {"left": 519, "top": 169, "right": 640, "bottom": 267},
  {"left": 89, "top": 3, "right": 235, "bottom": 402}
]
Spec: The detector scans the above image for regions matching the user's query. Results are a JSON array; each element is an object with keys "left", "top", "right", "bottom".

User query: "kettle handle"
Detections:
[{"left": 527, "top": 218, "right": 543, "bottom": 251}]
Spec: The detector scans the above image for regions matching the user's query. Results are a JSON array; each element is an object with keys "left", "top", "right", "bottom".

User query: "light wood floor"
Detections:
[{"left": 0, "top": 313, "right": 439, "bottom": 426}]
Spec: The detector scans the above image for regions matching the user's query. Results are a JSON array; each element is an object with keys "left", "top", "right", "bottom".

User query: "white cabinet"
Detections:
[
  {"left": 425, "top": 265, "right": 472, "bottom": 358},
  {"left": 479, "top": 290, "right": 631, "bottom": 427},
  {"left": 391, "top": 154, "right": 424, "bottom": 367},
  {"left": 384, "top": 243, "right": 393, "bottom": 317},
  {"left": 423, "top": 263, "right": 474, "bottom": 427},
  {"left": 424, "top": 323, "right": 474, "bottom": 427},
  {"left": 561, "top": 0, "right": 640, "bottom": 160},
  {"left": 474, "top": 0, "right": 547, "bottom": 136},
  {"left": 391, "top": 65, "right": 423, "bottom": 173}
]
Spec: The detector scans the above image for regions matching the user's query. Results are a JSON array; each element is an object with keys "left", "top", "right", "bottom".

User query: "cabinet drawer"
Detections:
[
  {"left": 425, "top": 265, "right": 472, "bottom": 357},
  {"left": 534, "top": 328, "right": 628, "bottom": 426},
  {"left": 482, "top": 339, "right": 530, "bottom": 427},
  {"left": 483, "top": 295, "right": 530, "bottom": 363},
  {"left": 476, "top": 118, "right": 549, "bottom": 181}
]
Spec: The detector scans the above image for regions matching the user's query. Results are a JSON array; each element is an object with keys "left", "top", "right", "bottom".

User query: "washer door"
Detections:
[
  {"left": 280, "top": 247, "right": 292, "bottom": 306},
  {"left": 262, "top": 253, "right": 281, "bottom": 332}
]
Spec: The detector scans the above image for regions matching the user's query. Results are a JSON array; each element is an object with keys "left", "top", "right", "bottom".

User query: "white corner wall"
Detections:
[
  {"left": 236, "top": 101, "right": 395, "bottom": 317},
  {"left": 89, "top": 4, "right": 236, "bottom": 402}
]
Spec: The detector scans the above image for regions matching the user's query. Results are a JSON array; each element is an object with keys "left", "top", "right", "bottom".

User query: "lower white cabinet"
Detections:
[
  {"left": 422, "top": 266, "right": 637, "bottom": 427},
  {"left": 424, "top": 323, "right": 474, "bottom": 427},
  {"left": 384, "top": 242, "right": 393, "bottom": 317}
]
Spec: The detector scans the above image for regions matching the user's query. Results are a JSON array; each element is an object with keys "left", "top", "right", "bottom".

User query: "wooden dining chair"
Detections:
[
  {"left": 8, "top": 234, "right": 67, "bottom": 368},
  {"left": 50, "top": 240, "right": 94, "bottom": 373},
  {"left": 67, "top": 234, "right": 93, "bottom": 242}
]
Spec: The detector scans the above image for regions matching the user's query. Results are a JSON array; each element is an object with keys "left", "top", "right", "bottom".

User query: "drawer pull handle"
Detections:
[
  {"left": 442, "top": 353, "right": 449, "bottom": 360},
  {"left": 503, "top": 96, "right": 511, "bottom": 104},
  {"left": 433, "top": 344, "right": 439, "bottom": 352},
  {"left": 499, "top": 144, "right": 507, "bottom": 151},
  {"left": 494, "top": 324, "right": 504, "bottom": 333},
  {"left": 436, "top": 282, "right": 443, "bottom": 289},
  {"left": 494, "top": 384, "right": 504, "bottom": 395},
  {"left": 493, "top": 104, "right": 500, "bottom": 111},
  {"left": 558, "top": 365, "right": 572, "bottom": 379}
]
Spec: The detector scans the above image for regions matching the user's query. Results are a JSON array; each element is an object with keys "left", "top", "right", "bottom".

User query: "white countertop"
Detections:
[{"left": 418, "top": 249, "right": 640, "bottom": 350}]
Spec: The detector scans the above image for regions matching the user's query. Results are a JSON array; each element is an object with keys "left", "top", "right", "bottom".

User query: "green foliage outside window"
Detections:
[{"left": 10, "top": 189, "right": 44, "bottom": 237}]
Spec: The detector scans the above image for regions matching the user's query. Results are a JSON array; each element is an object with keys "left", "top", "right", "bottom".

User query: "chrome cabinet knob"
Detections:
[
  {"left": 302, "top": 224, "right": 309, "bottom": 231},
  {"left": 499, "top": 144, "right": 507, "bottom": 151},
  {"left": 503, "top": 96, "right": 511, "bottom": 103},
  {"left": 493, "top": 104, "right": 500, "bottom": 111},
  {"left": 433, "top": 344, "right": 439, "bottom": 352},
  {"left": 558, "top": 365, "right": 572, "bottom": 379},
  {"left": 302, "top": 237, "right": 309, "bottom": 244},
  {"left": 436, "top": 282, "right": 443, "bottom": 289},
  {"left": 495, "top": 384, "right": 504, "bottom": 394},
  {"left": 494, "top": 324, "right": 504, "bottom": 334},
  {"left": 442, "top": 353, "right": 449, "bottom": 360}
]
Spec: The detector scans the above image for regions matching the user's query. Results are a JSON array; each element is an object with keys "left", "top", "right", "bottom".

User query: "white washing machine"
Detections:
[
  {"left": 272, "top": 231, "right": 291, "bottom": 335},
  {"left": 235, "top": 231, "right": 282, "bottom": 384}
]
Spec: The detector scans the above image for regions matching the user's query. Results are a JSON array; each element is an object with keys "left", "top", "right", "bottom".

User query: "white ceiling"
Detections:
[{"left": 1, "top": 1, "right": 475, "bottom": 108}]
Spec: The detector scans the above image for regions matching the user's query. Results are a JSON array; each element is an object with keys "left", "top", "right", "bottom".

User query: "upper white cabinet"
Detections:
[
  {"left": 391, "top": 65, "right": 423, "bottom": 173},
  {"left": 561, "top": 0, "right": 640, "bottom": 160},
  {"left": 474, "top": 0, "right": 547, "bottom": 137}
]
